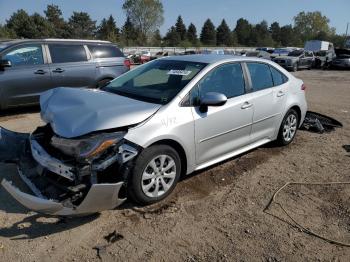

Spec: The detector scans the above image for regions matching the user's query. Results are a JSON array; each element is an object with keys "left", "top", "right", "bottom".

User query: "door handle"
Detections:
[
  {"left": 241, "top": 102, "right": 252, "bottom": 109},
  {"left": 34, "top": 69, "right": 47, "bottom": 75},
  {"left": 277, "top": 91, "right": 285, "bottom": 97},
  {"left": 52, "top": 68, "right": 64, "bottom": 73}
]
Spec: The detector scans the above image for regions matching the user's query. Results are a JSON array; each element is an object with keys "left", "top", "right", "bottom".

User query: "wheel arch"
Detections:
[{"left": 149, "top": 139, "right": 188, "bottom": 176}]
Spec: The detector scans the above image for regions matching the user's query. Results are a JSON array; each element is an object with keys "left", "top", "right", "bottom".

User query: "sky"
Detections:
[{"left": 0, "top": 0, "right": 349, "bottom": 35}]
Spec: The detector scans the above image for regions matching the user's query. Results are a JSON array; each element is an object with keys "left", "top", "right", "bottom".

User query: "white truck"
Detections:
[{"left": 304, "top": 40, "right": 335, "bottom": 68}]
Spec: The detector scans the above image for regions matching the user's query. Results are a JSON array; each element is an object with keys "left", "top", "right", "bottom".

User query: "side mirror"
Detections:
[
  {"left": 0, "top": 59, "right": 11, "bottom": 68},
  {"left": 199, "top": 92, "right": 227, "bottom": 112}
]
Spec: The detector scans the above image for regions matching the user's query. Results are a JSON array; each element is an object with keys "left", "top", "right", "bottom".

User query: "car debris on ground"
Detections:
[{"left": 301, "top": 111, "right": 343, "bottom": 133}]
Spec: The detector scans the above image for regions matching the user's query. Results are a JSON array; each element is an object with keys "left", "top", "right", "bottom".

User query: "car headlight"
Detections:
[{"left": 51, "top": 132, "right": 126, "bottom": 160}]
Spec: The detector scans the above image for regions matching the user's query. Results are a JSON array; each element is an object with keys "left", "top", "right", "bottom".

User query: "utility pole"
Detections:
[{"left": 345, "top": 23, "right": 349, "bottom": 48}]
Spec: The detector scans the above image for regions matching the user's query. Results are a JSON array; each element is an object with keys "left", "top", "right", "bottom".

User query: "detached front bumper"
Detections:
[
  {"left": 0, "top": 127, "right": 131, "bottom": 216},
  {"left": 1, "top": 177, "right": 125, "bottom": 216}
]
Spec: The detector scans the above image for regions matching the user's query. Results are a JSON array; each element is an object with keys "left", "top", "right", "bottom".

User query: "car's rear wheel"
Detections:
[
  {"left": 276, "top": 109, "right": 299, "bottom": 146},
  {"left": 128, "top": 145, "right": 181, "bottom": 205}
]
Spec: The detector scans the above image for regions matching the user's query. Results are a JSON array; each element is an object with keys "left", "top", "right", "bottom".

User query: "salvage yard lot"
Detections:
[{"left": 0, "top": 70, "right": 350, "bottom": 261}]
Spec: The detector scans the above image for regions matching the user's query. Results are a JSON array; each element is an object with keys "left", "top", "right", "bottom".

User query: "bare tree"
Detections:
[{"left": 122, "top": 0, "right": 164, "bottom": 42}]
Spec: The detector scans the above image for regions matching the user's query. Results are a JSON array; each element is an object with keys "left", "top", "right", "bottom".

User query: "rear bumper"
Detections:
[{"left": 0, "top": 127, "right": 129, "bottom": 216}]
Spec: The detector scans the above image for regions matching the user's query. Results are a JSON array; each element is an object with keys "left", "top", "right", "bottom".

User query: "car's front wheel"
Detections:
[
  {"left": 276, "top": 109, "right": 299, "bottom": 146},
  {"left": 128, "top": 145, "right": 181, "bottom": 205}
]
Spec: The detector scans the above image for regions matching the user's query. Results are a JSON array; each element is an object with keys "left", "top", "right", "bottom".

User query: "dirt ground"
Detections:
[{"left": 0, "top": 69, "right": 350, "bottom": 262}]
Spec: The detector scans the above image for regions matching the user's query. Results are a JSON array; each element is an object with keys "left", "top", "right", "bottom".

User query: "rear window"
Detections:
[
  {"left": 88, "top": 45, "right": 124, "bottom": 58},
  {"left": 269, "top": 66, "right": 288, "bottom": 86},
  {"left": 247, "top": 63, "right": 274, "bottom": 91},
  {"left": 49, "top": 44, "right": 87, "bottom": 63}
]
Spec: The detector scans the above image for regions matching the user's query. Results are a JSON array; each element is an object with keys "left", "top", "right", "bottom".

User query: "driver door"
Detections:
[{"left": 191, "top": 63, "right": 253, "bottom": 166}]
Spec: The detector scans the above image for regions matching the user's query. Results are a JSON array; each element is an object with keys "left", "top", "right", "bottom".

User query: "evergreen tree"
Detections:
[
  {"left": 68, "top": 12, "right": 96, "bottom": 39},
  {"left": 234, "top": 18, "right": 252, "bottom": 46},
  {"left": 121, "top": 16, "right": 138, "bottom": 46},
  {"left": 44, "top": 4, "right": 70, "bottom": 38},
  {"left": 97, "top": 15, "right": 120, "bottom": 42},
  {"left": 270, "top": 22, "right": 281, "bottom": 45},
  {"left": 216, "top": 19, "right": 232, "bottom": 46},
  {"left": 200, "top": 19, "right": 216, "bottom": 46},
  {"left": 175, "top": 15, "right": 187, "bottom": 41},
  {"left": 31, "top": 13, "right": 55, "bottom": 38},
  {"left": 186, "top": 23, "right": 198, "bottom": 45},
  {"left": 164, "top": 26, "right": 181, "bottom": 46},
  {"left": 6, "top": 9, "right": 38, "bottom": 38}
]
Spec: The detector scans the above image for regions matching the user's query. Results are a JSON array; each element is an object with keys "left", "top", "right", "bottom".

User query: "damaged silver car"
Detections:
[{"left": 0, "top": 55, "right": 307, "bottom": 216}]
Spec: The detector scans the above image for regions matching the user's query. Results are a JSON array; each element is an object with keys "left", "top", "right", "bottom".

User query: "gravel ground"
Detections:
[{"left": 0, "top": 70, "right": 349, "bottom": 262}]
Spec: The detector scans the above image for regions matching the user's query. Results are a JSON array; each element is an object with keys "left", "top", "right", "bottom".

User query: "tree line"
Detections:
[{"left": 0, "top": 1, "right": 347, "bottom": 48}]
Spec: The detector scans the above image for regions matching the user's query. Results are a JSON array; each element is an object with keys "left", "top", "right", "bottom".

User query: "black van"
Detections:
[{"left": 0, "top": 39, "right": 130, "bottom": 109}]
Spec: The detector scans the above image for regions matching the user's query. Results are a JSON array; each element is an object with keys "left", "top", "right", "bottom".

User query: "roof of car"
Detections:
[
  {"left": 160, "top": 54, "right": 243, "bottom": 64},
  {"left": 1, "top": 38, "right": 112, "bottom": 45}
]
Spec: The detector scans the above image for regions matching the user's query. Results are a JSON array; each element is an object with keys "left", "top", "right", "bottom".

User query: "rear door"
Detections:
[
  {"left": 245, "top": 62, "right": 287, "bottom": 142},
  {"left": 0, "top": 43, "right": 53, "bottom": 108},
  {"left": 87, "top": 44, "right": 128, "bottom": 80},
  {"left": 47, "top": 43, "right": 96, "bottom": 88}
]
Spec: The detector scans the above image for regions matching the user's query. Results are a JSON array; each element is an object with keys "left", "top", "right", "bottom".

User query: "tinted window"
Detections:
[
  {"left": 88, "top": 45, "right": 124, "bottom": 58},
  {"left": 198, "top": 63, "right": 245, "bottom": 99},
  {"left": 270, "top": 66, "right": 287, "bottom": 86},
  {"left": 247, "top": 63, "right": 274, "bottom": 91},
  {"left": 104, "top": 60, "right": 207, "bottom": 104},
  {"left": 49, "top": 44, "right": 87, "bottom": 63},
  {"left": 4, "top": 45, "right": 43, "bottom": 66}
]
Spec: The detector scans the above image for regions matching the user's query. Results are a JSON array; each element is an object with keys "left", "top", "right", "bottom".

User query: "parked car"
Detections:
[
  {"left": 0, "top": 55, "right": 307, "bottom": 216},
  {"left": 273, "top": 50, "right": 314, "bottom": 71},
  {"left": 140, "top": 51, "right": 152, "bottom": 64},
  {"left": 331, "top": 49, "right": 350, "bottom": 69},
  {"left": 304, "top": 40, "right": 335, "bottom": 69},
  {"left": 270, "top": 48, "right": 294, "bottom": 59},
  {"left": 256, "top": 47, "right": 275, "bottom": 54},
  {"left": 245, "top": 50, "right": 271, "bottom": 60},
  {"left": 0, "top": 39, "right": 130, "bottom": 109}
]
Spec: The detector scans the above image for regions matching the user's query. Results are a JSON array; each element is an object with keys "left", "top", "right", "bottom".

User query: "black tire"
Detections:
[
  {"left": 128, "top": 145, "right": 181, "bottom": 205},
  {"left": 276, "top": 109, "right": 299, "bottom": 146},
  {"left": 96, "top": 78, "right": 112, "bottom": 89}
]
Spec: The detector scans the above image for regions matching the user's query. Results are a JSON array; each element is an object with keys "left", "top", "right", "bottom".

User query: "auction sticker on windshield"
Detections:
[{"left": 167, "top": 70, "right": 192, "bottom": 76}]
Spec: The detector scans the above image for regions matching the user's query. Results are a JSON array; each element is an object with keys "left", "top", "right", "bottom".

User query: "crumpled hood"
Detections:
[{"left": 40, "top": 87, "right": 161, "bottom": 138}]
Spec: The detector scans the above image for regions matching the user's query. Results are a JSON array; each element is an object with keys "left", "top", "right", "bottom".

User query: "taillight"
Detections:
[
  {"left": 124, "top": 59, "right": 131, "bottom": 70},
  {"left": 301, "top": 83, "right": 306, "bottom": 91}
]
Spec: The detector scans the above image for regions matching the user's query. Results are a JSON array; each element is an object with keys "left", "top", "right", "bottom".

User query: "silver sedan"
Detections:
[{"left": 1, "top": 55, "right": 307, "bottom": 216}]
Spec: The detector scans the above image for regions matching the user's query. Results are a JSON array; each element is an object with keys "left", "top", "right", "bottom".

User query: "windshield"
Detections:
[
  {"left": 288, "top": 50, "right": 303, "bottom": 57},
  {"left": 103, "top": 59, "right": 207, "bottom": 104}
]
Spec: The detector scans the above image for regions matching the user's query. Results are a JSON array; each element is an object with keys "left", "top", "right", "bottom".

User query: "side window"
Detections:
[
  {"left": 198, "top": 63, "right": 245, "bottom": 99},
  {"left": 269, "top": 66, "right": 288, "bottom": 86},
  {"left": 88, "top": 45, "right": 124, "bottom": 58},
  {"left": 247, "top": 63, "right": 274, "bottom": 91},
  {"left": 4, "top": 45, "right": 44, "bottom": 66},
  {"left": 49, "top": 44, "right": 87, "bottom": 63}
]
